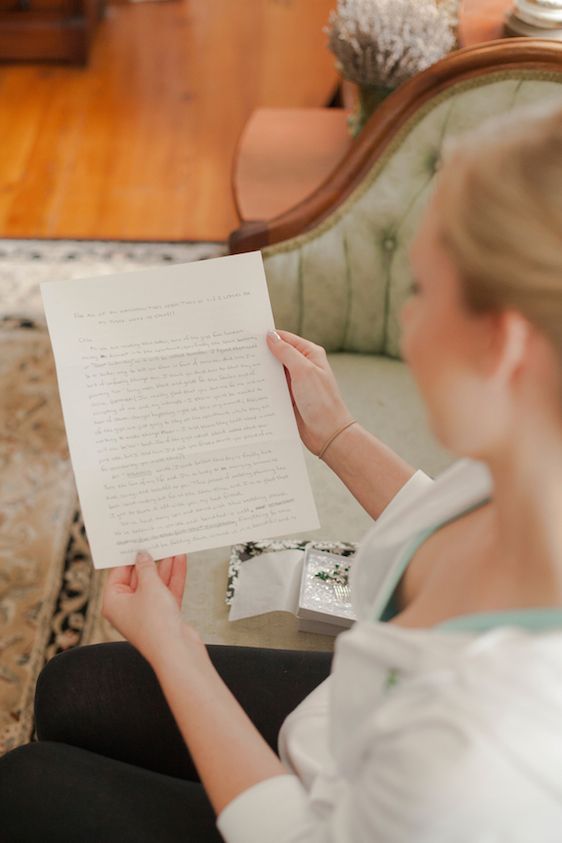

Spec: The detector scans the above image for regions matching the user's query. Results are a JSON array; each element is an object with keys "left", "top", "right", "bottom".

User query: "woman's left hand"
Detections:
[{"left": 102, "top": 551, "right": 188, "bottom": 668}]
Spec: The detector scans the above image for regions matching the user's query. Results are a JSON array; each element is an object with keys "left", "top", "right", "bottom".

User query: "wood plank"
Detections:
[
  {"left": 0, "top": 0, "right": 338, "bottom": 241},
  {"left": 0, "top": 67, "right": 60, "bottom": 230}
]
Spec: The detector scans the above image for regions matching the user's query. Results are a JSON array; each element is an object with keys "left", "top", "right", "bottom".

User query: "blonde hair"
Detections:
[{"left": 435, "top": 100, "right": 562, "bottom": 359}]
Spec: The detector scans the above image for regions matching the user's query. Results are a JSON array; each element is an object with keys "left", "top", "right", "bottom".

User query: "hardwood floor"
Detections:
[{"left": 0, "top": 0, "right": 338, "bottom": 242}]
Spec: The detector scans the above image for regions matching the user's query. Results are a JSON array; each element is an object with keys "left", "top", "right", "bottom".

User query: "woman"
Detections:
[{"left": 1, "top": 101, "right": 562, "bottom": 842}]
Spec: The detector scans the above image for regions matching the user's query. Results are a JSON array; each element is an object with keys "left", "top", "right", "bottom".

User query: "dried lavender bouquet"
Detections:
[{"left": 326, "top": 0, "right": 458, "bottom": 135}]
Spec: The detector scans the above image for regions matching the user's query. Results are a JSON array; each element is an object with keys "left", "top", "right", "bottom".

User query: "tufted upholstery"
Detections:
[
  {"left": 262, "top": 71, "right": 562, "bottom": 359},
  {"left": 198, "top": 46, "right": 562, "bottom": 652}
]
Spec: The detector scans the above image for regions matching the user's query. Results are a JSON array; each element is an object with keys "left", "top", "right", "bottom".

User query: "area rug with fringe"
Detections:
[{"left": 0, "top": 239, "right": 224, "bottom": 755}]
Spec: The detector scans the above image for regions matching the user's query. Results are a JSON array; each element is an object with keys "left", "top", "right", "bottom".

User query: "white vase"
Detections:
[{"left": 513, "top": 0, "right": 562, "bottom": 29}]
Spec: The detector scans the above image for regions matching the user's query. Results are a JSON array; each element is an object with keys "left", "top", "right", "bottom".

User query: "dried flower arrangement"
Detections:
[{"left": 326, "top": 0, "right": 458, "bottom": 135}]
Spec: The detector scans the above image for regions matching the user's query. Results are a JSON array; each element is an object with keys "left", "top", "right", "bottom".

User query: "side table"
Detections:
[
  {"left": 233, "top": 0, "right": 516, "bottom": 227},
  {"left": 459, "top": 0, "right": 515, "bottom": 45},
  {"left": 233, "top": 107, "right": 353, "bottom": 223}
]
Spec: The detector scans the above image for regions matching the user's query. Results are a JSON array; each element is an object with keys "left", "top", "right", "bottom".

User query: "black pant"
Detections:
[{"left": 0, "top": 642, "right": 332, "bottom": 842}]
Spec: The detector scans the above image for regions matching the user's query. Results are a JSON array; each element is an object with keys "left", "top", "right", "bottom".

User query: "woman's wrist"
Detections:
[
  {"left": 151, "top": 621, "right": 209, "bottom": 681},
  {"left": 319, "top": 421, "right": 416, "bottom": 520},
  {"left": 317, "top": 418, "right": 357, "bottom": 459},
  {"left": 306, "top": 408, "right": 356, "bottom": 456},
  {"left": 319, "top": 419, "right": 363, "bottom": 467}
]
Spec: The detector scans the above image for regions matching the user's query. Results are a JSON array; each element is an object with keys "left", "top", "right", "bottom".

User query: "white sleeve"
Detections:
[
  {"left": 215, "top": 715, "right": 475, "bottom": 843},
  {"left": 216, "top": 703, "right": 531, "bottom": 843},
  {"left": 375, "top": 467, "right": 434, "bottom": 527},
  {"left": 216, "top": 774, "right": 314, "bottom": 843}
]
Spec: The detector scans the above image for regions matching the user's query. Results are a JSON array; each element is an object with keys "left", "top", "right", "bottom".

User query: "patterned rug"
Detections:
[{"left": 0, "top": 239, "right": 225, "bottom": 756}]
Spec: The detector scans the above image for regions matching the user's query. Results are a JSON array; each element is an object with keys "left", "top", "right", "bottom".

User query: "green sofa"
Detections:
[{"left": 184, "top": 40, "right": 562, "bottom": 650}]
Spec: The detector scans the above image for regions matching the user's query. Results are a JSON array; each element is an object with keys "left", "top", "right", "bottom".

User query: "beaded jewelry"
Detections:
[{"left": 314, "top": 561, "right": 351, "bottom": 586}]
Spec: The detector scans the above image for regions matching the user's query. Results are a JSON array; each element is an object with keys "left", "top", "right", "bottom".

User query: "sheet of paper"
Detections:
[
  {"left": 228, "top": 550, "right": 305, "bottom": 621},
  {"left": 41, "top": 251, "right": 319, "bottom": 569}
]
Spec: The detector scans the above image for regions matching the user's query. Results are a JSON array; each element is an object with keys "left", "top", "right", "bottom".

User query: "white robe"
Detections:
[{"left": 218, "top": 459, "right": 562, "bottom": 843}]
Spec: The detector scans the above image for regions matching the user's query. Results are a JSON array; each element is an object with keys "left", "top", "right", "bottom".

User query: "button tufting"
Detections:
[
  {"left": 428, "top": 150, "right": 442, "bottom": 174},
  {"left": 383, "top": 235, "right": 396, "bottom": 252}
]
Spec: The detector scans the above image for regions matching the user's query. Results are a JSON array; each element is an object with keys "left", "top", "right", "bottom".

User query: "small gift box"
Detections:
[
  {"left": 297, "top": 544, "right": 357, "bottom": 636},
  {"left": 226, "top": 538, "right": 357, "bottom": 635}
]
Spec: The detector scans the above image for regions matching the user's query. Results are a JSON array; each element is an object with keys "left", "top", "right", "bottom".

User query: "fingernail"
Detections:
[
  {"left": 267, "top": 330, "right": 281, "bottom": 343},
  {"left": 136, "top": 550, "right": 151, "bottom": 563}
]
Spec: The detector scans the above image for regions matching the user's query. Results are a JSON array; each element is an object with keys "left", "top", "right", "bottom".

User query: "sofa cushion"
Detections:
[
  {"left": 304, "top": 354, "right": 453, "bottom": 547},
  {"left": 184, "top": 354, "right": 453, "bottom": 651}
]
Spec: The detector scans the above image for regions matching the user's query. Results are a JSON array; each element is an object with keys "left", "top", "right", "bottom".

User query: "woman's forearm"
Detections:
[
  {"left": 153, "top": 627, "right": 288, "bottom": 816},
  {"left": 320, "top": 422, "right": 416, "bottom": 519}
]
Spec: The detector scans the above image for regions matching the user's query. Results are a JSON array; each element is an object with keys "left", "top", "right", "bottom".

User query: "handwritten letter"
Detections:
[{"left": 41, "top": 252, "right": 319, "bottom": 568}]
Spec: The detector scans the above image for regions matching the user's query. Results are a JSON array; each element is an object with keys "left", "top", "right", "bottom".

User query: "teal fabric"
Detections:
[
  {"left": 378, "top": 527, "right": 436, "bottom": 623},
  {"left": 379, "top": 592, "right": 400, "bottom": 624},
  {"left": 376, "top": 497, "right": 562, "bottom": 633},
  {"left": 436, "top": 607, "right": 562, "bottom": 633}
]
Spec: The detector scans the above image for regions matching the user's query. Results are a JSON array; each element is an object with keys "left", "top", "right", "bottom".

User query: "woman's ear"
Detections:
[{"left": 486, "top": 309, "right": 530, "bottom": 387}]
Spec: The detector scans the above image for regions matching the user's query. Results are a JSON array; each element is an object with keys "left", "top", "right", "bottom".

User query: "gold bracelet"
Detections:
[{"left": 317, "top": 419, "right": 357, "bottom": 460}]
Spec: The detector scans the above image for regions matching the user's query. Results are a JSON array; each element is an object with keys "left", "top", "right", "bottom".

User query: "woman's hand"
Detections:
[
  {"left": 101, "top": 552, "right": 191, "bottom": 668},
  {"left": 266, "top": 329, "right": 354, "bottom": 455}
]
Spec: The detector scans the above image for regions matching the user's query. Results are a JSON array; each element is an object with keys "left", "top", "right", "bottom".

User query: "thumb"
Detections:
[
  {"left": 135, "top": 550, "right": 157, "bottom": 582},
  {"left": 267, "top": 330, "right": 311, "bottom": 374}
]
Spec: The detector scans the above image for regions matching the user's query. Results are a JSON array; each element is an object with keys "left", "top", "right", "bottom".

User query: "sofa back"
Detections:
[{"left": 262, "top": 67, "right": 562, "bottom": 358}]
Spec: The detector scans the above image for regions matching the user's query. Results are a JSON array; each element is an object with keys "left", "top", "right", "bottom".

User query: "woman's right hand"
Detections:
[{"left": 266, "top": 329, "right": 355, "bottom": 455}]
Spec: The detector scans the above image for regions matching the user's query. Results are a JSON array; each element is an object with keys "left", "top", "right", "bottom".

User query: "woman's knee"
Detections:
[
  {"left": 0, "top": 743, "right": 85, "bottom": 841},
  {"left": 0, "top": 741, "right": 53, "bottom": 787},
  {"left": 0, "top": 741, "right": 221, "bottom": 843},
  {"left": 0, "top": 742, "right": 63, "bottom": 831},
  {"left": 34, "top": 641, "right": 139, "bottom": 741}
]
